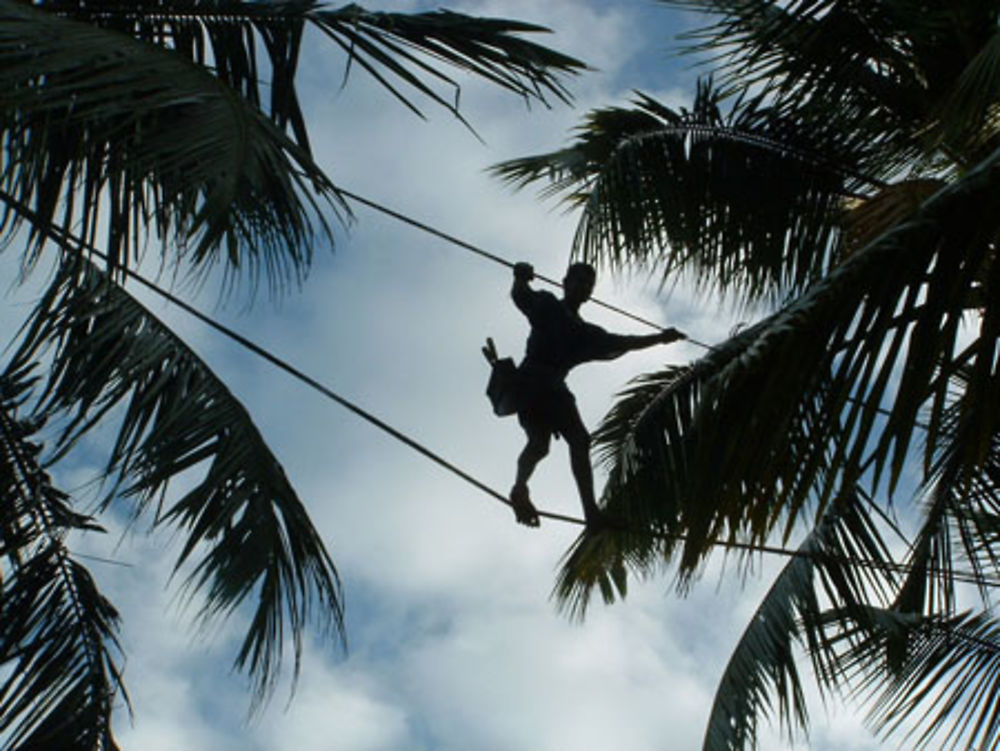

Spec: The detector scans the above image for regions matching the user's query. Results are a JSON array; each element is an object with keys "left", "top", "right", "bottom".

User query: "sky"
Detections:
[{"left": 2, "top": 1, "right": 899, "bottom": 749}]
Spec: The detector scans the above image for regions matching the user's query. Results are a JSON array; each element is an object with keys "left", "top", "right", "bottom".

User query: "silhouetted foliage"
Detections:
[
  {"left": 495, "top": 2, "right": 1000, "bottom": 748},
  {"left": 0, "top": 1, "right": 582, "bottom": 747}
]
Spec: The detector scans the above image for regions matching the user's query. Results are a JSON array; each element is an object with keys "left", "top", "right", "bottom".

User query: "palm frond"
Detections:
[
  {"left": 663, "top": 1, "right": 1000, "bottom": 167},
  {"left": 931, "top": 27, "right": 1000, "bottom": 159},
  {"left": 897, "top": 365, "right": 1000, "bottom": 614},
  {"left": 10, "top": 257, "right": 344, "bottom": 707},
  {"left": 0, "top": 364, "right": 126, "bottom": 751},
  {"left": 576, "top": 144, "right": 1000, "bottom": 581},
  {"left": 552, "top": 365, "right": 700, "bottom": 618},
  {"left": 836, "top": 609, "right": 1000, "bottom": 751},
  {"left": 555, "top": 327, "right": 780, "bottom": 605},
  {"left": 0, "top": 0, "right": 343, "bottom": 294},
  {"left": 36, "top": 0, "right": 585, "bottom": 125},
  {"left": 493, "top": 82, "right": 866, "bottom": 307},
  {"left": 662, "top": 2, "right": 943, "bottom": 155},
  {"left": 703, "top": 489, "right": 897, "bottom": 751},
  {"left": 0, "top": 545, "right": 126, "bottom": 751},
  {"left": 599, "top": 319, "right": 842, "bottom": 578}
]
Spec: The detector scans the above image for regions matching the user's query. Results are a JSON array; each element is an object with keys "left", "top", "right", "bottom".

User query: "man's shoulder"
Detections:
[{"left": 531, "top": 289, "right": 564, "bottom": 317}]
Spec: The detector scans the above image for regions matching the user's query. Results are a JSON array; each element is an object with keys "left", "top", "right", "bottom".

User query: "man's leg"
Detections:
[
  {"left": 510, "top": 429, "right": 549, "bottom": 527},
  {"left": 561, "top": 409, "right": 604, "bottom": 526}
]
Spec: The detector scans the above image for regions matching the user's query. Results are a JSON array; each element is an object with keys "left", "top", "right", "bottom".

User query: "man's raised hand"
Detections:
[{"left": 513, "top": 262, "right": 534, "bottom": 282}]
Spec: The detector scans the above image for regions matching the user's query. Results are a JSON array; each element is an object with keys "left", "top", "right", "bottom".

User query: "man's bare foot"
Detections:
[{"left": 510, "top": 484, "right": 540, "bottom": 527}]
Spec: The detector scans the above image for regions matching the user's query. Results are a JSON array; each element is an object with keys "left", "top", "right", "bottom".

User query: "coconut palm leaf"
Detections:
[
  {"left": 38, "top": 0, "right": 584, "bottom": 124},
  {"left": 1, "top": 1, "right": 583, "bottom": 292},
  {"left": 0, "top": 545, "right": 126, "bottom": 751},
  {"left": 835, "top": 609, "right": 1000, "bottom": 751},
  {"left": 663, "top": 2, "right": 952, "bottom": 153},
  {"left": 8, "top": 255, "right": 344, "bottom": 706},
  {"left": 0, "top": 0, "right": 586, "bottom": 737},
  {"left": 552, "top": 527, "right": 649, "bottom": 621},
  {"left": 598, "top": 322, "right": 845, "bottom": 579},
  {"left": 554, "top": 322, "right": 803, "bottom": 605},
  {"left": 702, "top": 489, "right": 897, "bottom": 751},
  {"left": 895, "top": 366, "right": 1000, "bottom": 616},
  {"left": 570, "top": 145, "right": 1000, "bottom": 587},
  {"left": 666, "top": 1, "right": 1000, "bottom": 167},
  {"left": 0, "top": 364, "right": 126, "bottom": 751},
  {"left": 931, "top": 25, "right": 1000, "bottom": 159},
  {"left": 0, "top": 0, "right": 343, "bottom": 293},
  {"left": 493, "top": 81, "right": 870, "bottom": 307}
]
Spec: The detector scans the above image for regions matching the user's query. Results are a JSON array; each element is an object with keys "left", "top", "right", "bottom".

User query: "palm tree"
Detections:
[
  {"left": 493, "top": 1, "right": 1000, "bottom": 748},
  {"left": 0, "top": 1, "right": 583, "bottom": 747}
]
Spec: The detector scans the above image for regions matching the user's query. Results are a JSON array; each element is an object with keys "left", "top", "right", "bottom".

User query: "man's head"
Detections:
[{"left": 562, "top": 262, "right": 596, "bottom": 307}]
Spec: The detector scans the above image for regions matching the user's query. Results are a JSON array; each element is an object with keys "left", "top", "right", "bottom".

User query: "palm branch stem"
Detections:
[{"left": 620, "top": 124, "right": 889, "bottom": 193}]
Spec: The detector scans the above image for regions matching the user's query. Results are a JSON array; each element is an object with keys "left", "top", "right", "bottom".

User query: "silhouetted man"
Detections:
[{"left": 509, "top": 261, "right": 685, "bottom": 528}]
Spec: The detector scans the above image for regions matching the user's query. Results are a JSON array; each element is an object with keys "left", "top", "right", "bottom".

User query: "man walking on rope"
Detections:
[{"left": 508, "top": 261, "right": 685, "bottom": 528}]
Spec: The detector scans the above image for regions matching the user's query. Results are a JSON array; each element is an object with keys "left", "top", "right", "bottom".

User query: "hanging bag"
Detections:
[{"left": 481, "top": 337, "right": 518, "bottom": 416}]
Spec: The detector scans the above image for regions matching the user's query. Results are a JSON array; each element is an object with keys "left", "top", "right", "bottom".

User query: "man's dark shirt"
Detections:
[{"left": 513, "top": 287, "right": 628, "bottom": 381}]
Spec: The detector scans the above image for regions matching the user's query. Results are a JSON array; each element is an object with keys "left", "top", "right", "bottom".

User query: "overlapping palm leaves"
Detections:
[
  {"left": 0, "top": 0, "right": 582, "bottom": 747},
  {"left": 495, "top": 1, "right": 1000, "bottom": 748},
  {"left": 0, "top": 361, "right": 126, "bottom": 751},
  {"left": 8, "top": 257, "right": 347, "bottom": 708},
  {"left": 492, "top": 80, "right": 866, "bottom": 305},
  {"left": 1, "top": 0, "right": 583, "bottom": 289}
]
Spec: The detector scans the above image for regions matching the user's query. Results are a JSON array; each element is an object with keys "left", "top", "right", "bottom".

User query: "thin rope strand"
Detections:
[{"left": 340, "top": 189, "right": 670, "bottom": 332}]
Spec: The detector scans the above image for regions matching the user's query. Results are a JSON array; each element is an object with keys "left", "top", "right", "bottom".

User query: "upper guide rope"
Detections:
[{"left": 338, "top": 189, "right": 715, "bottom": 351}]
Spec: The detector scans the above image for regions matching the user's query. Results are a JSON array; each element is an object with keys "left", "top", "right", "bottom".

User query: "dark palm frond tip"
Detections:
[
  {"left": 0, "top": 547, "right": 127, "bottom": 751},
  {"left": 11, "top": 260, "right": 344, "bottom": 707},
  {"left": 0, "top": 367, "right": 126, "bottom": 751},
  {"left": 32, "top": 0, "right": 586, "bottom": 116},
  {"left": 554, "top": 341, "right": 772, "bottom": 616},
  {"left": 896, "top": 365, "right": 1000, "bottom": 616},
  {"left": 702, "top": 490, "right": 900, "bottom": 751},
  {"left": 322, "top": 5, "right": 587, "bottom": 108},
  {"left": 662, "top": 0, "right": 1000, "bottom": 164},
  {"left": 552, "top": 524, "right": 671, "bottom": 621},
  {"left": 586, "top": 321, "right": 804, "bottom": 581},
  {"left": 492, "top": 80, "right": 864, "bottom": 307},
  {"left": 831, "top": 608, "right": 1000, "bottom": 751},
  {"left": 552, "top": 364, "right": 715, "bottom": 617},
  {"left": 661, "top": 2, "right": 925, "bottom": 112}
]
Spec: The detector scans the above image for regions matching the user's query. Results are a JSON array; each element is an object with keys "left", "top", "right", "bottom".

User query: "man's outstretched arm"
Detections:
[{"left": 595, "top": 328, "right": 686, "bottom": 360}]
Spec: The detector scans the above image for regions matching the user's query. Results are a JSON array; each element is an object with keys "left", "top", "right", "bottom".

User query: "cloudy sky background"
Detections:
[{"left": 3, "top": 1, "right": 902, "bottom": 749}]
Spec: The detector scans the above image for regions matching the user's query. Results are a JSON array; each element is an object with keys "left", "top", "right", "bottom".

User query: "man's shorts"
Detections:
[{"left": 514, "top": 367, "right": 583, "bottom": 439}]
